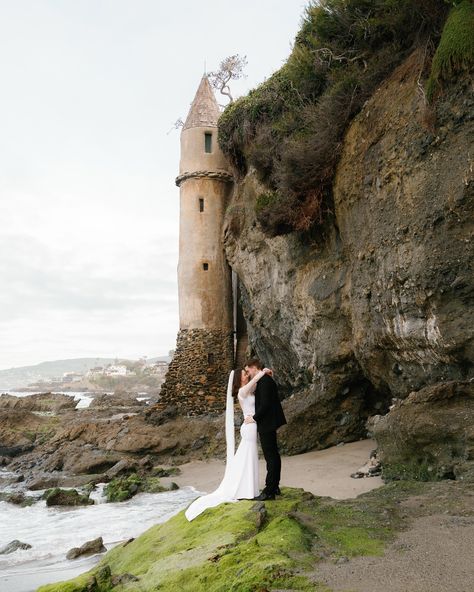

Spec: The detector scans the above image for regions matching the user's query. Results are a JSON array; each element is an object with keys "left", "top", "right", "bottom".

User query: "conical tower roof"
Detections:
[{"left": 183, "top": 75, "right": 221, "bottom": 130}]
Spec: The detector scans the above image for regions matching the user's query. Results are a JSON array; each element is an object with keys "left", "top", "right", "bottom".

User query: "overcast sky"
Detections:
[{"left": 0, "top": 0, "right": 305, "bottom": 370}]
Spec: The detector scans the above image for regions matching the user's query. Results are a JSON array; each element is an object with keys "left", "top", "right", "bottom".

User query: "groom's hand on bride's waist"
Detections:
[{"left": 244, "top": 415, "right": 256, "bottom": 424}]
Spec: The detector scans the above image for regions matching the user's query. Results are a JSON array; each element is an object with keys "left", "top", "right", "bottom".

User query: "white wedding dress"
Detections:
[{"left": 184, "top": 368, "right": 265, "bottom": 521}]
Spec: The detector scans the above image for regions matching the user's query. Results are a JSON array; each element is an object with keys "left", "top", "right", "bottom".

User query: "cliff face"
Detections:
[{"left": 223, "top": 49, "right": 473, "bottom": 454}]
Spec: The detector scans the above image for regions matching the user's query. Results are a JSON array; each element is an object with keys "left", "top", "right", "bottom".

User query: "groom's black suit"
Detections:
[{"left": 252, "top": 373, "right": 287, "bottom": 494}]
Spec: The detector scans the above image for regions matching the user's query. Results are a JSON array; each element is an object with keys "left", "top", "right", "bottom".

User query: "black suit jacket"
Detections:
[{"left": 252, "top": 373, "right": 287, "bottom": 433}]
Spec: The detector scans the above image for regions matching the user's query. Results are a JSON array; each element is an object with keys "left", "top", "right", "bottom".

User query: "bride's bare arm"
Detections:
[{"left": 238, "top": 369, "right": 266, "bottom": 398}]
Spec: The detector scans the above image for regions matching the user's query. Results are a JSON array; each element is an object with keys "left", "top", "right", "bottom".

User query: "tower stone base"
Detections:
[{"left": 158, "top": 328, "right": 234, "bottom": 416}]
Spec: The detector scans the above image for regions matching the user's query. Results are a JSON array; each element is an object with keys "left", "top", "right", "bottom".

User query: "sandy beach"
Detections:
[{"left": 165, "top": 438, "right": 382, "bottom": 498}]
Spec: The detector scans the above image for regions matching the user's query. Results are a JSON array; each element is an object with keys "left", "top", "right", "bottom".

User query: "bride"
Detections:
[{"left": 184, "top": 366, "right": 272, "bottom": 521}]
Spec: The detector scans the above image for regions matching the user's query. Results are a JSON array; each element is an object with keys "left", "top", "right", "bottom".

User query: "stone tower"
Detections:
[{"left": 158, "top": 75, "right": 235, "bottom": 415}]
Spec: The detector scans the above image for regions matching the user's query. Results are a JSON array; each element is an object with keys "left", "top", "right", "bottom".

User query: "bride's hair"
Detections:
[{"left": 244, "top": 357, "right": 263, "bottom": 369}]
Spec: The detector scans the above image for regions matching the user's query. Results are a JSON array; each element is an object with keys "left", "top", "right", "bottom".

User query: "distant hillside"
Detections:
[{"left": 0, "top": 356, "right": 171, "bottom": 391}]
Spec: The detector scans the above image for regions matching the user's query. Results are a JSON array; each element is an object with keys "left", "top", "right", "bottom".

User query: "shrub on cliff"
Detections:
[{"left": 218, "top": 0, "right": 449, "bottom": 236}]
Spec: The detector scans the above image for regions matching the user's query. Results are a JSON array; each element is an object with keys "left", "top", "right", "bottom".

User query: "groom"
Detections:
[{"left": 244, "top": 357, "right": 287, "bottom": 500}]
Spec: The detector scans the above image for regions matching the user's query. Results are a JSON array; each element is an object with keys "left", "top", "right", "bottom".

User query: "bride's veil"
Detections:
[{"left": 223, "top": 369, "right": 235, "bottom": 477}]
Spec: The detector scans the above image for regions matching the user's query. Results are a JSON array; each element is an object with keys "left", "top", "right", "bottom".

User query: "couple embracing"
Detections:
[{"left": 185, "top": 357, "right": 287, "bottom": 521}]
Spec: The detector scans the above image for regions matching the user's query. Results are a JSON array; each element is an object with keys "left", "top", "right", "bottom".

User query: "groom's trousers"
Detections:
[{"left": 259, "top": 430, "right": 281, "bottom": 493}]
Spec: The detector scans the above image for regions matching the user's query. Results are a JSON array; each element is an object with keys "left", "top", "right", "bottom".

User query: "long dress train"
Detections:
[{"left": 184, "top": 369, "right": 265, "bottom": 521}]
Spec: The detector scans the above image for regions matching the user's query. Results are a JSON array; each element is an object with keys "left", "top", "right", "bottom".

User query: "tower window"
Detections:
[
  {"left": 208, "top": 353, "right": 215, "bottom": 365},
  {"left": 199, "top": 197, "right": 204, "bottom": 212},
  {"left": 204, "top": 132, "right": 212, "bottom": 153},
  {"left": 203, "top": 262, "right": 209, "bottom": 270}
]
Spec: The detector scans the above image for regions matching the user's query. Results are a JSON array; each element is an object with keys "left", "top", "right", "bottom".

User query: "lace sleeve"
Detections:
[{"left": 238, "top": 369, "right": 265, "bottom": 398}]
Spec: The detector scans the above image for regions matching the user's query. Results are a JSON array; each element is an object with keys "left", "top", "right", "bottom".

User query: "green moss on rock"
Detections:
[
  {"left": 426, "top": 1, "right": 474, "bottom": 101},
  {"left": 104, "top": 474, "right": 142, "bottom": 502},
  {"left": 104, "top": 473, "right": 173, "bottom": 502},
  {"left": 382, "top": 460, "right": 445, "bottom": 482},
  {"left": 43, "top": 488, "right": 93, "bottom": 507}
]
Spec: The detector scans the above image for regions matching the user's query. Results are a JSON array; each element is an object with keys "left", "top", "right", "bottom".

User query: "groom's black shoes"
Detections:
[
  {"left": 253, "top": 491, "right": 275, "bottom": 501},
  {"left": 254, "top": 485, "right": 282, "bottom": 500},
  {"left": 253, "top": 486, "right": 281, "bottom": 500}
]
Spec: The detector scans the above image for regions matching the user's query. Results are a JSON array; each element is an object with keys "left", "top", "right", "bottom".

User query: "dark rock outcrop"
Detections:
[
  {"left": 0, "top": 409, "right": 49, "bottom": 455},
  {"left": 368, "top": 380, "right": 474, "bottom": 481},
  {"left": 333, "top": 51, "right": 473, "bottom": 398},
  {"left": 5, "top": 409, "right": 224, "bottom": 488},
  {"left": 0, "top": 392, "right": 76, "bottom": 412}
]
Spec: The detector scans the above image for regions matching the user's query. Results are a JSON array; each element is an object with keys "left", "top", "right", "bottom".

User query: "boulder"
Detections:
[
  {"left": 89, "top": 394, "right": 143, "bottom": 409},
  {"left": 0, "top": 492, "right": 37, "bottom": 506},
  {"left": 66, "top": 536, "right": 106, "bottom": 560},
  {"left": 104, "top": 474, "right": 142, "bottom": 502},
  {"left": 368, "top": 381, "right": 474, "bottom": 480},
  {"left": 105, "top": 459, "right": 139, "bottom": 479},
  {"left": 44, "top": 487, "right": 94, "bottom": 506},
  {"left": 61, "top": 448, "right": 122, "bottom": 475},
  {"left": 28, "top": 474, "right": 60, "bottom": 490},
  {"left": 0, "top": 540, "right": 32, "bottom": 554}
]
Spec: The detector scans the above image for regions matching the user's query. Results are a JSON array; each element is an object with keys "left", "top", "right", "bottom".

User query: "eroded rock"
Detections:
[{"left": 368, "top": 381, "right": 474, "bottom": 480}]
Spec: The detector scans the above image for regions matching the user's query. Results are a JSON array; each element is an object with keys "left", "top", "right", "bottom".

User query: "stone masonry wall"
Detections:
[{"left": 157, "top": 328, "right": 234, "bottom": 416}]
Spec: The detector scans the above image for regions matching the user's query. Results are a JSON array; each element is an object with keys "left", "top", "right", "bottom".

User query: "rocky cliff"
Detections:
[{"left": 222, "top": 39, "right": 473, "bottom": 459}]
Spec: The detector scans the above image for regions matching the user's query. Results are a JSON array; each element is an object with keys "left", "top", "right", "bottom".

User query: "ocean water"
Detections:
[
  {"left": 1, "top": 390, "right": 179, "bottom": 591},
  {"left": 0, "top": 482, "right": 200, "bottom": 592}
]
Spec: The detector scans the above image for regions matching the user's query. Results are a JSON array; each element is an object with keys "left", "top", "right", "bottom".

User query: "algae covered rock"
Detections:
[
  {"left": 0, "top": 491, "right": 37, "bottom": 506},
  {"left": 104, "top": 474, "right": 142, "bottom": 502},
  {"left": 44, "top": 487, "right": 94, "bottom": 507},
  {"left": 36, "top": 486, "right": 407, "bottom": 592},
  {"left": 104, "top": 473, "right": 174, "bottom": 502}
]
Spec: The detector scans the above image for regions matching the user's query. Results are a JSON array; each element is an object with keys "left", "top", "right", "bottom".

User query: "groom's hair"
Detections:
[{"left": 244, "top": 357, "right": 263, "bottom": 369}]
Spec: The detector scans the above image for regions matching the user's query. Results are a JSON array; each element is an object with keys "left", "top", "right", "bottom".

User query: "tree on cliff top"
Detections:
[{"left": 208, "top": 54, "right": 248, "bottom": 104}]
